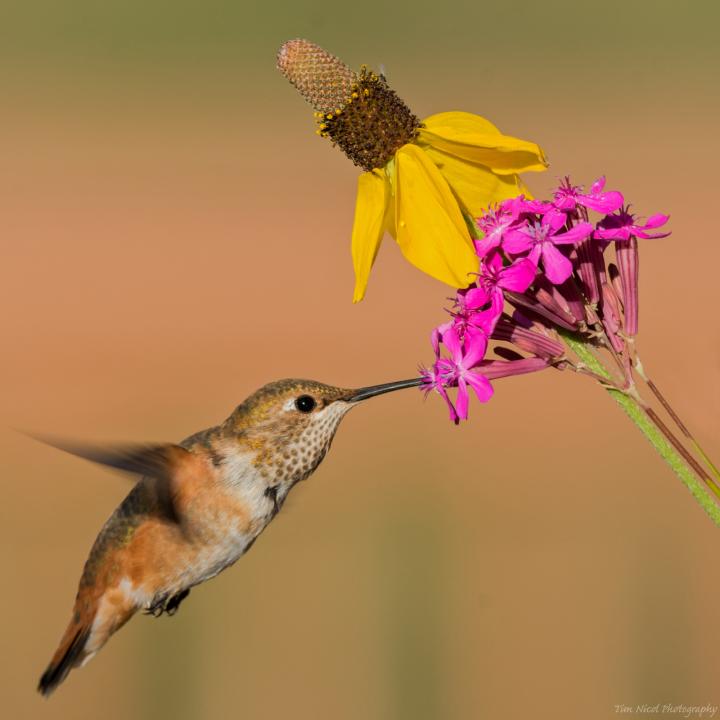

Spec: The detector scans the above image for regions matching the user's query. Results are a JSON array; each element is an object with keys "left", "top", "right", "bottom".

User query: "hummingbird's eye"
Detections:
[{"left": 295, "top": 395, "right": 317, "bottom": 413}]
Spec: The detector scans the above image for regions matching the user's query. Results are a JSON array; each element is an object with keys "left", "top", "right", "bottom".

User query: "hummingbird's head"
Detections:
[{"left": 225, "top": 377, "right": 421, "bottom": 483}]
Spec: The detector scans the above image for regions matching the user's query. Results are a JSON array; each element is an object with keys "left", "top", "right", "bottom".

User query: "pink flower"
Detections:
[
  {"left": 554, "top": 176, "right": 624, "bottom": 214},
  {"left": 423, "top": 326, "right": 493, "bottom": 423},
  {"left": 474, "top": 205, "right": 518, "bottom": 258},
  {"left": 595, "top": 207, "right": 670, "bottom": 241},
  {"left": 450, "top": 288, "right": 500, "bottom": 338},
  {"left": 503, "top": 210, "right": 593, "bottom": 284},
  {"left": 420, "top": 173, "right": 674, "bottom": 423},
  {"left": 594, "top": 207, "right": 669, "bottom": 335},
  {"left": 476, "top": 250, "right": 537, "bottom": 313}
]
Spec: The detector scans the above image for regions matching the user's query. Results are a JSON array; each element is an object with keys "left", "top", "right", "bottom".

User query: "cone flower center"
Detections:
[{"left": 278, "top": 40, "right": 420, "bottom": 172}]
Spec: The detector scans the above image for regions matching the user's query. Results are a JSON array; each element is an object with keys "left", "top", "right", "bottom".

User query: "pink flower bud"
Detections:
[
  {"left": 479, "top": 357, "right": 550, "bottom": 379},
  {"left": 601, "top": 282, "right": 625, "bottom": 353},
  {"left": 492, "top": 317, "right": 565, "bottom": 359},
  {"left": 615, "top": 237, "right": 639, "bottom": 335},
  {"left": 608, "top": 263, "right": 624, "bottom": 310}
]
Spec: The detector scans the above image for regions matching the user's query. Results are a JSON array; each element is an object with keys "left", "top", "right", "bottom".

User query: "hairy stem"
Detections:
[{"left": 561, "top": 332, "right": 720, "bottom": 527}]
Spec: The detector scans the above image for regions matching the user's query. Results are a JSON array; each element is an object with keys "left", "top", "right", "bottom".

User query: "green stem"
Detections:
[{"left": 561, "top": 333, "right": 720, "bottom": 528}]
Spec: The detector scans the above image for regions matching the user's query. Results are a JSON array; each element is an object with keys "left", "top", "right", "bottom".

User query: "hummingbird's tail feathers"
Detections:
[
  {"left": 28, "top": 435, "right": 191, "bottom": 526},
  {"left": 37, "top": 623, "right": 91, "bottom": 697},
  {"left": 38, "top": 587, "right": 138, "bottom": 697}
]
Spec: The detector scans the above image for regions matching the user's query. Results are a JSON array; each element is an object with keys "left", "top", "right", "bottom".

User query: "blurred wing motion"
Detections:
[{"left": 31, "top": 435, "right": 190, "bottom": 525}]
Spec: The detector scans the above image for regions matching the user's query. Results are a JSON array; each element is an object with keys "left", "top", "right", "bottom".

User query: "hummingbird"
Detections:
[{"left": 37, "top": 376, "right": 421, "bottom": 696}]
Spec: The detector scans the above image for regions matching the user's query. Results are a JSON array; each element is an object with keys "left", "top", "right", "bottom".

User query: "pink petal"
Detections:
[
  {"left": 520, "top": 199, "right": 553, "bottom": 214},
  {"left": 581, "top": 191, "right": 624, "bottom": 214},
  {"left": 528, "top": 245, "right": 543, "bottom": 266},
  {"left": 474, "top": 234, "right": 501, "bottom": 259},
  {"left": 544, "top": 210, "right": 568, "bottom": 234},
  {"left": 502, "top": 228, "right": 533, "bottom": 254},
  {"left": 589, "top": 176, "right": 606, "bottom": 194},
  {"left": 464, "top": 286, "right": 491, "bottom": 311},
  {"left": 443, "top": 326, "right": 463, "bottom": 363},
  {"left": 465, "top": 371, "right": 494, "bottom": 403},
  {"left": 553, "top": 193, "right": 577, "bottom": 212},
  {"left": 484, "top": 249, "right": 504, "bottom": 273},
  {"left": 455, "top": 378, "right": 469, "bottom": 420},
  {"left": 541, "top": 243, "right": 574, "bottom": 284},
  {"left": 499, "top": 258, "right": 537, "bottom": 293},
  {"left": 489, "top": 289, "right": 505, "bottom": 320},
  {"left": 431, "top": 321, "right": 452, "bottom": 356},
  {"left": 438, "top": 385, "right": 459, "bottom": 424},
  {"left": 430, "top": 327, "right": 442, "bottom": 357},
  {"left": 642, "top": 213, "right": 670, "bottom": 229},
  {"left": 552, "top": 221, "right": 593, "bottom": 245},
  {"left": 499, "top": 197, "right": 521, "bottom": 214},
  {"left": 462, "top": 328, "right": 489, "bottom": 368},
  {"left": 634, "top": 229, "right": 671, "bottom": 240},
  {"left": 470, "top": 306, "right": 501, "bottom": 336}
]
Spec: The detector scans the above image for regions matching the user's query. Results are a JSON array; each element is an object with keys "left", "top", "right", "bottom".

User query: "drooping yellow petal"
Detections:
[
  {"left": 423, "top": 145, "right": 531, "bottom": 217},
  {"left": 417, "top": 111, "right": 548, "bottom": 175},
  {"left": 392, "top": 144, "right": 478, "bottom": 289},
  {"left": 351, "top": 169, "right": 390, "bottom": 302}
]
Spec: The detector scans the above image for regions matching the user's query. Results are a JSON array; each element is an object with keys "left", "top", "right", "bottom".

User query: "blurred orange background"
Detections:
[{"left": 1, "top": 1, "right": 719, "bottom": 718}]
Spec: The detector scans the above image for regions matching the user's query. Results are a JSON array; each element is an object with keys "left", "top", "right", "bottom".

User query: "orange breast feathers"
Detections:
[
  {"left": 110, "top": 449, "right": 254, "bottom": 599},
  {"left": 73, "top": 444, "right": 253, "bottom": 608}
]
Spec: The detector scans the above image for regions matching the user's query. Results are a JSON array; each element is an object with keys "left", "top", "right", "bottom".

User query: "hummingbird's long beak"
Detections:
[{"left": 346, "top": 378, "right": 424, "bottom": 402}]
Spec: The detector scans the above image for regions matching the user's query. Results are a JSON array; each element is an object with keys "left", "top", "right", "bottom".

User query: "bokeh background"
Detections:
[{"left": 2, "top": 1, "right": 719, "bottom": 718}]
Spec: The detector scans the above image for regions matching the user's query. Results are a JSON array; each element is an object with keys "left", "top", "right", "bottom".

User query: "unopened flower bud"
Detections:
[
  {"left": 601, "top": 282, "right": 624, "bottom": 353},
  {"left": 492, "top": 317, "right": 565, "bottom": 359},
  {"left": 480, "top": 357, "right": 550, "bottom": 379}
]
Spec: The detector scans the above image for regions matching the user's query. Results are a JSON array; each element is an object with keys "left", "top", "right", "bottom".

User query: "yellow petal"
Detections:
[
  {"left": 423, "top": 145, "right": 531, "bottom": 217},
  {"left": 351, "top": 170, "right": 390, "bottom": 303},
  {"left": 393, "top": 144, "right": 478, "bottom": 289},
  {"left": 418, "top": 111, "right": 548, "bottom": 174}
]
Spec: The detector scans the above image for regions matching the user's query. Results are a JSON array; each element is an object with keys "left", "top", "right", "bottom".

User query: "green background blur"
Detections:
[{"left": 2, "top": 1, "right": 719, "bottom": 718}]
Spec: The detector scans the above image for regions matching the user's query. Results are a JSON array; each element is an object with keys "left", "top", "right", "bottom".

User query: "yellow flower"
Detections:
[{"left": 278, "top": 40, "right": 548, "bottom": 302}]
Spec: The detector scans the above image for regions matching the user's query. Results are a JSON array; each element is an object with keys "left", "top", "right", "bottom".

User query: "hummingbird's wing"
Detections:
[{"left": 30, "top": 436, "right": 190, "bottom": 526}]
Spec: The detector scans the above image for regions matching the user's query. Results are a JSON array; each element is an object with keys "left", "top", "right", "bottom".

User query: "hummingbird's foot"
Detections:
[
  {"left": 145, "top": 588, "right": 191, "bottom": 618},
  {"left": 165, "top": 589, "right": 190, "bottom": 616}
]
